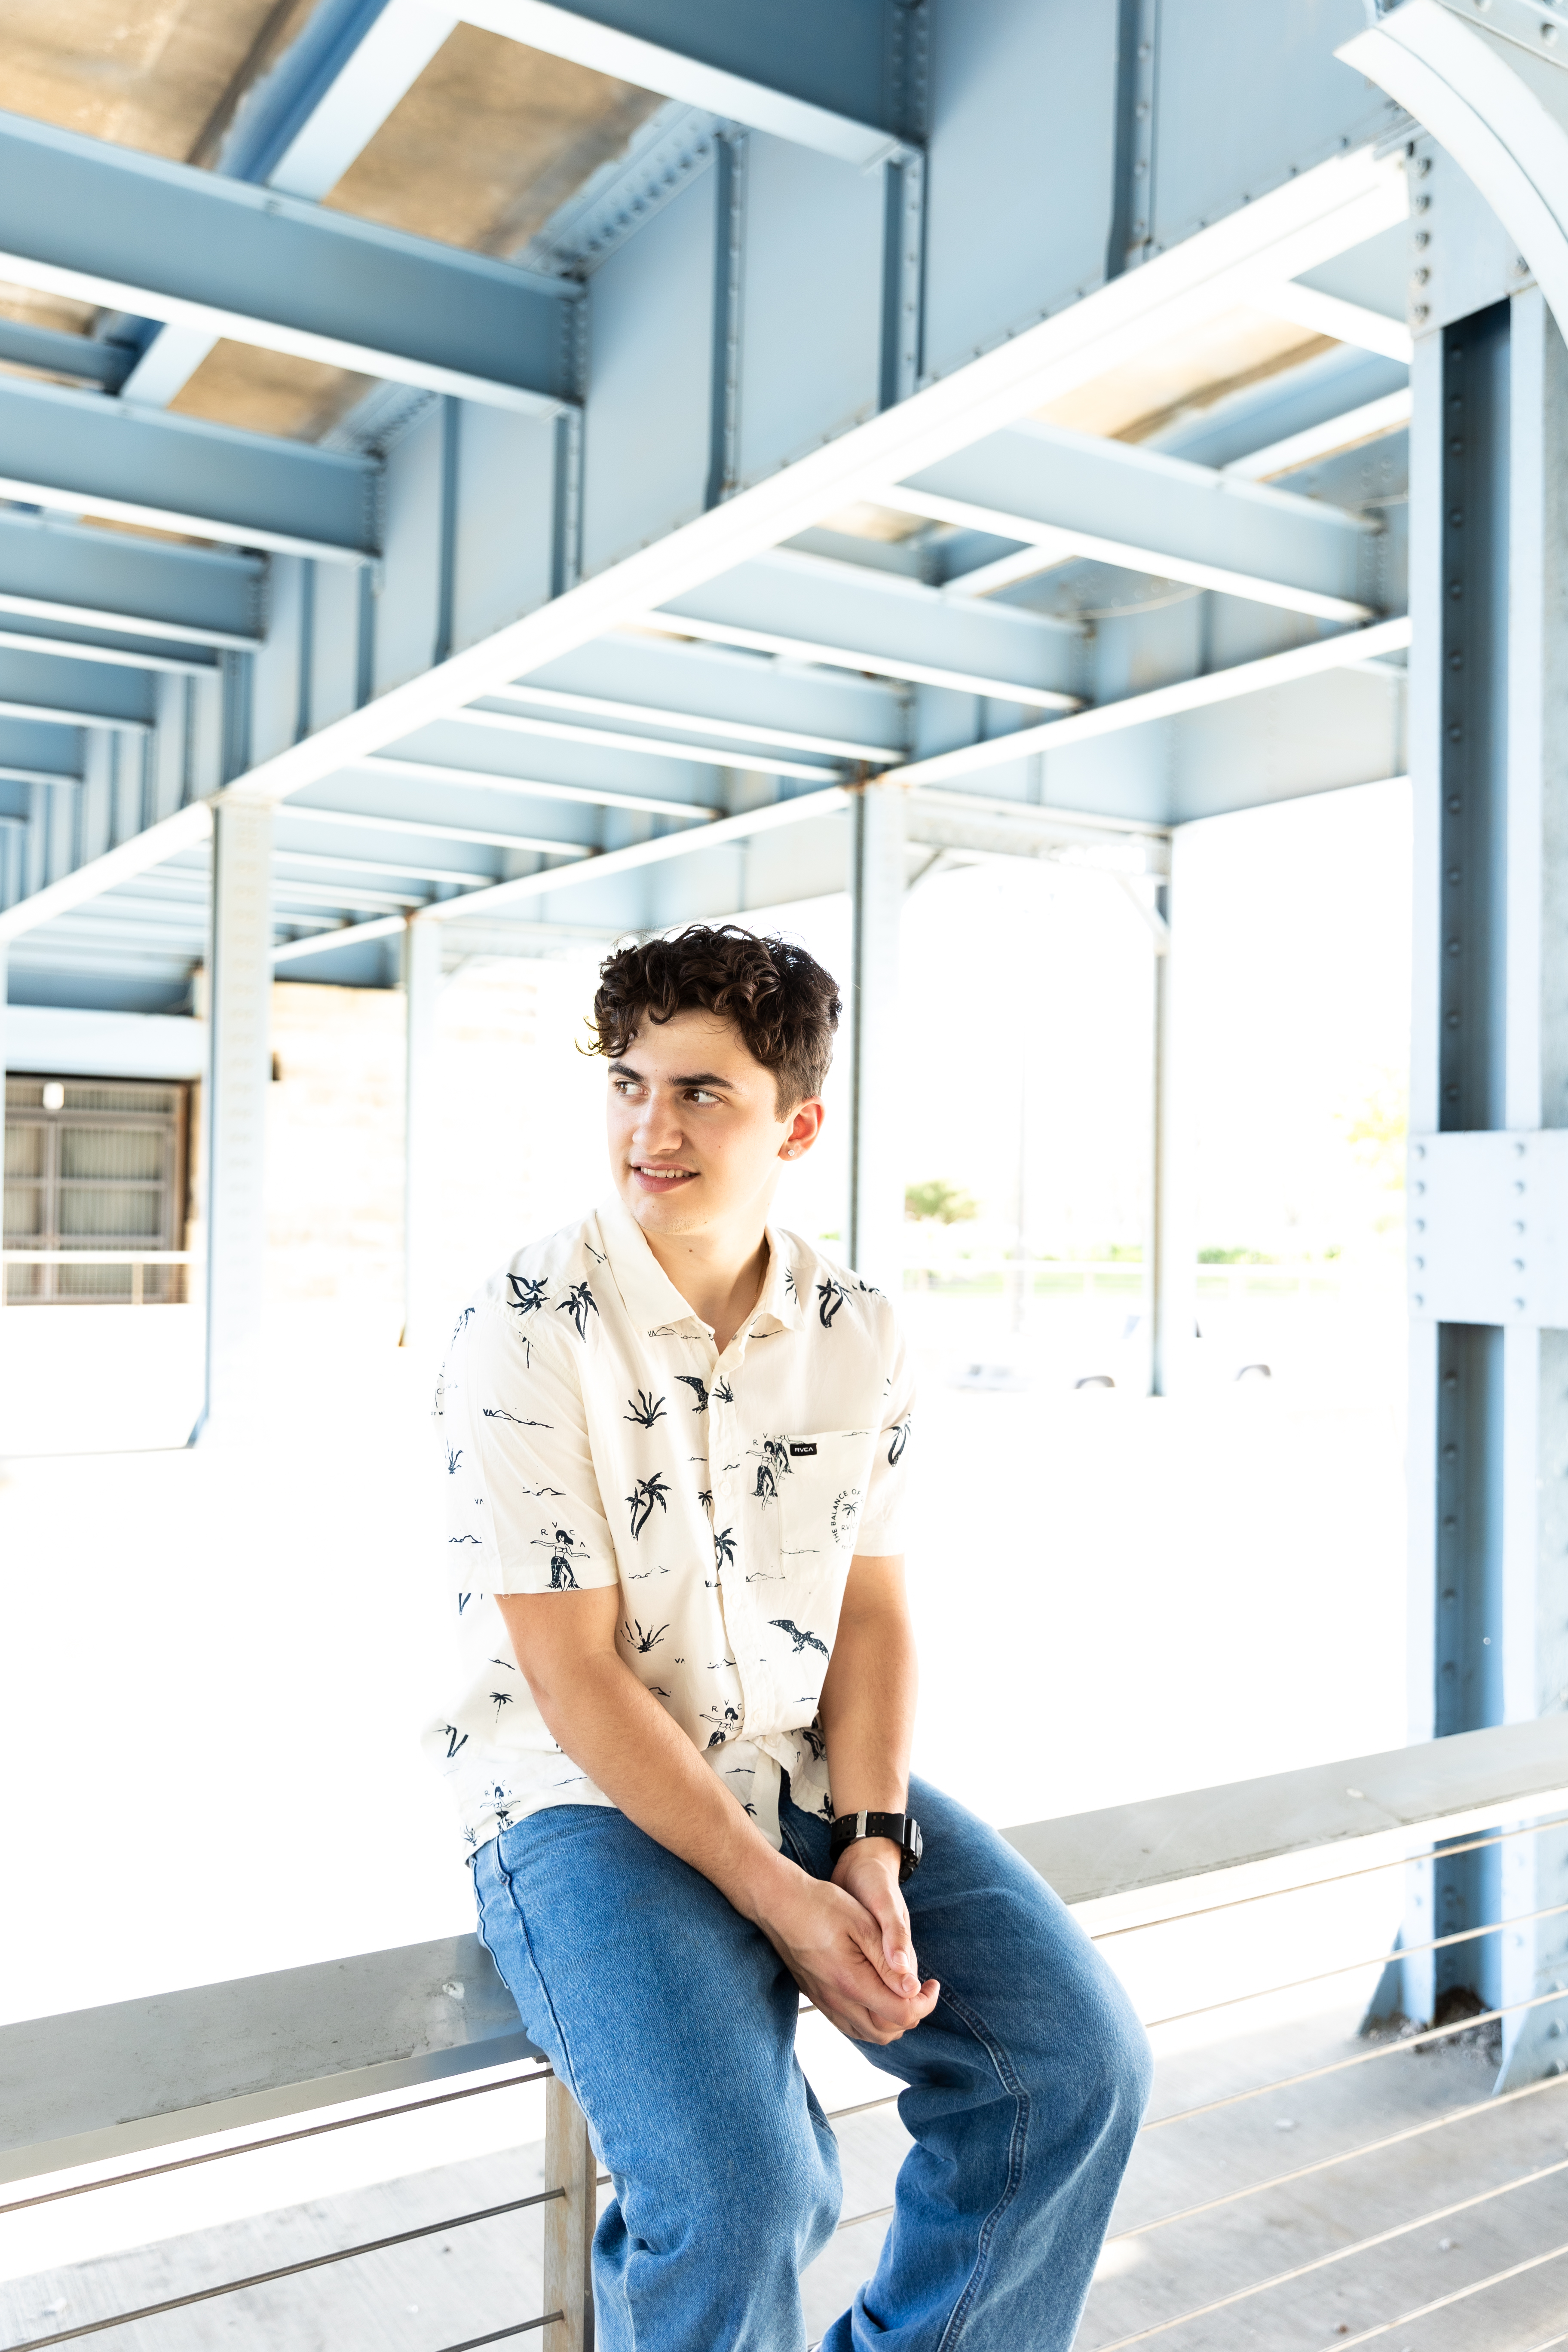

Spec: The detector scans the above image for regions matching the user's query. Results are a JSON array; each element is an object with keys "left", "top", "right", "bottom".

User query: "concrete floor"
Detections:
[{"left": 6, "top": 2000, "right": 1566, "bottom": 2351}]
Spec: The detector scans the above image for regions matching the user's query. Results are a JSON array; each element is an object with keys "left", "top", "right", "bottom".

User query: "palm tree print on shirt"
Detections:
[
  {"left": 626, "top": 1470, "right": 671, "bottom": 1538},
  {"left": 557, "top": 1281, "right": 599, "bottom": 1338},
  {"left": 888, "top": 1416, "right": 911, "bottom": 1465},
  {"left": 713, "top": 1525, "right": 737, "bottom": 1571},
  {"left": 625, "top": 1388, "right": 667, "bottom": 1428},
  {"left": 531, "top": 1524, "right": 590, "bottom": 1589},
  {"left": 816, "top": 1277, "right": 848, "bottom": 1328},
  {"left": 507, "top": 1276, "right": 548, "bottom": 1315}
]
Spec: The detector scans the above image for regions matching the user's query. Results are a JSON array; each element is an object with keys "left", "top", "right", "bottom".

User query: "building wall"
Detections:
[{"left": 263, "top": 958, "right": 606, "bottom": 1332}]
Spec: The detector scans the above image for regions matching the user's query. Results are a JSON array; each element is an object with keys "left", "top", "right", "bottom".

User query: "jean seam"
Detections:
[
  {"left": 924, "top": 1986, "right": 1030, "bottom": 2352},
  {"left": 484, "top": 1832, "right": 589, "bottom": 2114}
]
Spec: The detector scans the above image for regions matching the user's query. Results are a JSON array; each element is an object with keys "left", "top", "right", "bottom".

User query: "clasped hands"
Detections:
[{"left": 756, "top": 1838, "right": 939, "bottom": 2046}]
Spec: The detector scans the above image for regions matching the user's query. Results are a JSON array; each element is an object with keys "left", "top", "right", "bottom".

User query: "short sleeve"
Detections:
[
  {"left": 854, "top": 1316, "right": 916, "bottom": 1556},
  {"left": 442, "top": 1298, "right": 619, "bottom": 1596}
]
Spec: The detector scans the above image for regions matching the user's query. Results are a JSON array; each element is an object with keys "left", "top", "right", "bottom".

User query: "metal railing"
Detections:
[
  {"left": 0, "top": 1248, "right": 193, "bottom": 1306},
  {"left": 5, "top": 1718, "right": 1568, "bottom": 2352}
]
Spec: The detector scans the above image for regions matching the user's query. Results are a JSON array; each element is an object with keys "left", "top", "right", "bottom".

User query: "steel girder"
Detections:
[
  {"left": 458, "top": 0, "right": 914, "bottom": 165},
  {"left": 0, "top": 376, "right": 378, "bottom": 559},
  {"left": 884, "top": 420, "right": 1378, "bottom": 624},
  {"left": 0, "top": 111, "right": 579, "bottom": 414},
  {"left": 0, "top": 518, "right": 263, "bottom": 649}
]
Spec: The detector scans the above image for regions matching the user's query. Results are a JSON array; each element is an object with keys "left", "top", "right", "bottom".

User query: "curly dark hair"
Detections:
[{"left": 590, "top": 925, "right": 841, "bottom": 1112}]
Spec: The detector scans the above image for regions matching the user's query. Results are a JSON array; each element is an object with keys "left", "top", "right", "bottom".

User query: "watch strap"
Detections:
[{"left": 830, "top": 1809, "right": 924, "bottom": 1881}]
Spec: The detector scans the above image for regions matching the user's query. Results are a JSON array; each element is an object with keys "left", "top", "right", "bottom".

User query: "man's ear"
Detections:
[{"left": 780, "top": 1097, "right": 826, "bottom": 1159}]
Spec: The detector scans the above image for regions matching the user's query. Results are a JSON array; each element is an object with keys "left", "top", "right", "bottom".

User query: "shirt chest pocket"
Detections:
[{"left": 776, "top": 1428, "right": 878, "bottom": 1590}]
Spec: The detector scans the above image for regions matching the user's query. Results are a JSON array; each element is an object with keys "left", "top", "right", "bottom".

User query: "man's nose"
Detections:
[{"left": 632, "top": 1090, "right": 683, "bottom": 1152}]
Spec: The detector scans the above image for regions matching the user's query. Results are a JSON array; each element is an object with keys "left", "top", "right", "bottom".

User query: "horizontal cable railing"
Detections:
[
  {"left": 0, "top": 1247, "right": 192, "bottom": 1306},
  {"left": 6, "top": 1718, "right": 1568, "bottom": 2352}
]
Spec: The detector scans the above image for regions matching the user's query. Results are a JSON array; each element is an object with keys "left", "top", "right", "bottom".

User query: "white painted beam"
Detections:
[
  {"left": 0, "top": 626, "right": 212, "bottom": 677},
  {"left": 490, "top": 684, "right": 898, "bottom": 765},
  {"left": 0, "top": 590, "right": 257, "bottom": 653},
  {"left": 417, "top": 784, "right": 851, "bottom": 922},
  {"left": 282, "top": 805, "right": 591, "bottom": 855},
  {"left": 274, "top": 912, "right": 406, "bottom": 963},
  {"left": 448, "top": 704, "right": 844, "bottom": 781},
  {"left": 271, "top": 2, "right": 458, "bottom": 201},
  {"left": 358, "top": 752, "right": 718, "bottom": 821},
  {"left": 457, "top": 0, "right": 897, "bottom": 169},
  {"left": 636, "top": 613, "right": 1080, "bottom": 711},
  {"left": 881, "top": 486, "right": 1373, "bottom": 624},
  {"left": 1222, "top": 387, "right": 1414, "bottom": 481},
  {"left": 891, "top": 616, "right": 1413, "bottom": 792},
  {"left": 1249, "top": 280, "right": 1414, "bottom": 362}
]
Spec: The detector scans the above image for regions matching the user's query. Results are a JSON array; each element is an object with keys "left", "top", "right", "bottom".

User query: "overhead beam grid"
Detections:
[
  {"left": 0, "top": 72, "right": 1418, "bottom": 975},
  {"left": 0, "top": 110, "right": 580, "bottom": 415}
]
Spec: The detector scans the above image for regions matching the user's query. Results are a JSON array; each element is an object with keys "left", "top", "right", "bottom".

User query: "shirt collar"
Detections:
[{"left": 594, "top": 1191, "right": 806, "bottom": 1340}]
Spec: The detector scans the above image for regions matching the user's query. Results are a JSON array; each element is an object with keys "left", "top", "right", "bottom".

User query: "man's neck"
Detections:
[{"left": 641, "top": 1217, "right": 770, "bottom": 1355}]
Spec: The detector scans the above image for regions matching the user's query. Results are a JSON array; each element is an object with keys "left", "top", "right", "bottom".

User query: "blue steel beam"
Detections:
[
  {"left": 0, "top": 111, "right": 579, "bottom": 414},
  {"left": 0, "top": 317, "right": 135, "bottom": 390},
  {"left": 0, "top": 648, "right": 152, "bottom": 732},
  {"left": 0, "top": 376, "right": 378, "bottom": 559},
  {"left": 0, "top": 516, "right": 263, "bottom": 647},
  {"left": 462, "top": 0, "right": 908, "bottom": 165},
  {"left": 651, "top": 549, "right": 1081, "bottom": 708},
  {"left": 887, "top": 421, "right": 1377, "bottom": 622}
]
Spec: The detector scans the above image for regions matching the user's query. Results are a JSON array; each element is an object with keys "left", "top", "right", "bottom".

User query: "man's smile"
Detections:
[{"left": 631, "top": 1164, "right": 699, "bottom": 1190}]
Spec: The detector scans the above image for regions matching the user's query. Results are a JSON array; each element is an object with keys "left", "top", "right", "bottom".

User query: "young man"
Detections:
[{"left": 429, "top": 923, "right": 1149, "bottom": 2351}]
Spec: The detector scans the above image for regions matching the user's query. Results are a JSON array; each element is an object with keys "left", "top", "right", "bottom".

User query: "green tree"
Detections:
[{"left": 905, "top": 1179, "right": 978, "bottom": 1224}]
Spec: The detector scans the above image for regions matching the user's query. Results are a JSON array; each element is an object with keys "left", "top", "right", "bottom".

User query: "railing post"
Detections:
[{"left": 543, "top": 2075, "right": 596, "bottom": 2350}]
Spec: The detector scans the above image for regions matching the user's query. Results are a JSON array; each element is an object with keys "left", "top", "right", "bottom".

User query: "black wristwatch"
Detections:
[{"left": 830, "top": 1809, "right": 924, "bottom": 1883}]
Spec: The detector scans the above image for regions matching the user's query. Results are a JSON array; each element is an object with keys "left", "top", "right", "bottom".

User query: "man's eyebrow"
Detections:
[{"left": 606, "top": 1060, "right": 735, "bottom": 1089}]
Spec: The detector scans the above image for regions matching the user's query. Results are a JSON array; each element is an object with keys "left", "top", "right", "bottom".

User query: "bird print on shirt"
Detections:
[
  {"left": 676, "top": 1374, "right": 711, "bottom": 1413},
  {"left": 770, "top": 1618, "right": 830, "bottom": 1658}
]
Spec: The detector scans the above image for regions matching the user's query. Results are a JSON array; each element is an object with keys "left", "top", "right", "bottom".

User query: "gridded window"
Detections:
[{"left": 3, "top": 1077, "right": 190, "bottom": 1303}]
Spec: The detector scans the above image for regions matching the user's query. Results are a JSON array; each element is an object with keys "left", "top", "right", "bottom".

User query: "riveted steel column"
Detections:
[
  {"left": 198, "top": 799, "right": 273, "bottom": 1442},
  {"left": 1495, "top": 286, "right": 1568, "bottom": 2086},
  {"left": 402, "top": 914, "right": 442, "bottom": 1360},
  {"left": 847, "top": 781, "right": 906, "bottom": 1300}
]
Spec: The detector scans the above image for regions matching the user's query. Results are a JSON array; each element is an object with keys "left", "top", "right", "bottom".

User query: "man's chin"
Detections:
[{"left": 622, "top": 1174, "right": 706, "bottom": 1228}]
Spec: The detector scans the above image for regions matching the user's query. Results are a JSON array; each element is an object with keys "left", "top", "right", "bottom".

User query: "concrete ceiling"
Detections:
[{"left": 0, "top": 2, "right": 663, "bottom": 444}]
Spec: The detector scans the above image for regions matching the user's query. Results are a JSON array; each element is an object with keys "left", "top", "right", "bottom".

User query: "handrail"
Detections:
[
  {"left": 5, "top": 1719, "right": 1567, "bottom": 2190},
  {"left": 6, "top": 1720, "right": 1568, "bottom": 2349}
]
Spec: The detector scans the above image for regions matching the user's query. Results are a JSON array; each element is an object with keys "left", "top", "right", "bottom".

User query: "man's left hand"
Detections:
[{"left": 832, "top": 1840, "right": 924, "bottom": 2003}]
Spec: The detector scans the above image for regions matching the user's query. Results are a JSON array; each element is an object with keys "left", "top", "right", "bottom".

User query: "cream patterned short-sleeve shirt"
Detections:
[{"left": 425, "top": 1194, "right": 916, "bottom": 1856}]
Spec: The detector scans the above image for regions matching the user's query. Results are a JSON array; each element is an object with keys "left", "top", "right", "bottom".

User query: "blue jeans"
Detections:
[{"left": 472, "top": 1776, "right": 1150, "bottom": 2350}]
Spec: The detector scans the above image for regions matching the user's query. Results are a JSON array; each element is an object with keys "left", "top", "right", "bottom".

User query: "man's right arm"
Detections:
[{"left": 496, "top": 1589, "right": 937, "bottom": 2045}]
